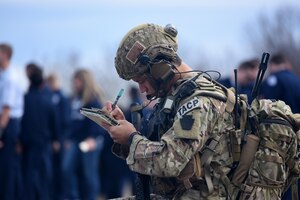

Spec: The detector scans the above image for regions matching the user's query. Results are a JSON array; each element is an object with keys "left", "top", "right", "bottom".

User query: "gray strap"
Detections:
[
  {"left": 291, "top": 178, "right": 299, "bottom": 200},
  {"left": 203, "top": 155, "right": 214, "bottom": 195},
  {"left": 200, "top": 135, "right": 225, "bottom": 195}
]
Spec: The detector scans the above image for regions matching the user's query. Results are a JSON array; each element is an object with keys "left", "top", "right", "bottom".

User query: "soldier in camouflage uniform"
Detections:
[{"left": 101, "top": 23, "right": 292, "bottom": 199}]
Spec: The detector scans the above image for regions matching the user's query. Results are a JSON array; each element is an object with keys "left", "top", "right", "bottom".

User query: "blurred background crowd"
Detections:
[
  {"left": 1, "top": 0, "right": 300, "bottom": 200},
  {"left": 1, "top": 44, "right": 147, "bottom": 200}
]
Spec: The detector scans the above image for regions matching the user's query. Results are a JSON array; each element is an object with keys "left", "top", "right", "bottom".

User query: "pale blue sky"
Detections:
[{"left": 1, "top": 0, "right": 299, "bottom": 98}]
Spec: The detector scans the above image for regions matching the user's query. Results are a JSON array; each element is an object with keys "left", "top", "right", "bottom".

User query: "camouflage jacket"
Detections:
[{"left": 113, "top": 73, "right": 236, "bottom": 199}]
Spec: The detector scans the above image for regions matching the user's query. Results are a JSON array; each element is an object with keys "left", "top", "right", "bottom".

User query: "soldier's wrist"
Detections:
[{"left": 128, "top": 131, "right": 141, "bottom": 146}]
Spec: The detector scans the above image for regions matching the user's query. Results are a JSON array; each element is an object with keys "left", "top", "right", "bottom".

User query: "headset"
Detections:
[
  {"left": 136, "top": 24, "right": 179, "bottom": 85},
  {"left": 139, "top": 54, "right": 176, "bottom": 84}
]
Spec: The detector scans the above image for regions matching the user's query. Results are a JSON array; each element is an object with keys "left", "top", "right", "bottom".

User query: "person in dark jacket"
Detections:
[
  {"left": 62, "top": 69, "right": 105, "bottom": 200},
  {"left": 261, "top": 53, "right": 300, "bottom": 113},
  {"left": 219, "top": 58, "right": 259, "bottom": 103},
  {"left": 20, "top": 63, "right": 59, "bottom": 200},
  {"left": 236, "top": 59, "right": 259, "bottom": 103},
  {"left": 46, "top": 73, "right": 71, "bottom": 200}
]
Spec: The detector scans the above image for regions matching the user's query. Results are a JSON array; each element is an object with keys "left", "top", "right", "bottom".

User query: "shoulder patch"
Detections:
[
  {"left": 177, "top": 97, "right": 200, "bottom": 119},
  {"left": 180, "top": 115, "right": 195, "bottom": 130}
]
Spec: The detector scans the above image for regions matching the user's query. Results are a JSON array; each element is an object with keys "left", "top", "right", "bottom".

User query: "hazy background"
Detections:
[{"left": 1, "top": 0, "right": 300, "bottom": 104}]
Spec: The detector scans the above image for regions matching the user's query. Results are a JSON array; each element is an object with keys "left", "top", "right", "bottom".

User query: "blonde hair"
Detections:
[{"left": 73, "top": 69, "right": 105, "bottom": 105}]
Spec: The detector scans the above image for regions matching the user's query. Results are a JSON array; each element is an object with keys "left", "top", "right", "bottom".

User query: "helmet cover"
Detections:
[{"left": 115, "top": 23, "right": 178, "bottom": 80}]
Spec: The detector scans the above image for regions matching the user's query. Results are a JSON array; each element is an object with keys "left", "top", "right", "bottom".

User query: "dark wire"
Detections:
[
  {"left": 141, "top": 60, "right": 222, "bottom": 110},
  {"left": 149, "top": 58, "right": 222, "bottom": 81},
  {"left": 150, "top": 59, "right": 222, "bottom": 81},
  {"left": 132, "top": 97, "right": 157, "bottom": 112},
  {"left": 174, "top": 69, "right": 222, "bottom": 81}
]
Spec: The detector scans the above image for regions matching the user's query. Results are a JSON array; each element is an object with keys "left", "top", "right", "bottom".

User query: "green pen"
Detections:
[{"left": 111, "top": 88, "right": 124, "bottom": 111}]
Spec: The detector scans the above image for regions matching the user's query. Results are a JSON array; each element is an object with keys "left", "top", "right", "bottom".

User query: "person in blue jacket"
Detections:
[
  {"left": 62, "top": 69, "right": 105, "bottom": 200},
  {"left": 236, "top": 59, "right": 259, "bottom": 103},
  {"left": 261, "top": 53, "right": 300, "bottom": 113},
  {"left": 20, "top": 63, "right": 59, "bottom": 200},
  {"left": 218, "top": 76, "right": 233, "bottom": 89},
  {"left": 219, "top": 59, "right": 259, "bottom": 103},
  {"left": 46, "top": 73, "right": 71, "bottom": 200}
]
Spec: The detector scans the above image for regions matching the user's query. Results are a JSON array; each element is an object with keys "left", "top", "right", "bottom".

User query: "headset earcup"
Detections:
[{"left": 150, "top": 62, "right": 175, "bottom": 82}]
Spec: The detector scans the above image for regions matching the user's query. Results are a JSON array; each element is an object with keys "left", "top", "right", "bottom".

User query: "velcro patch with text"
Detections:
[
  {"left": 176, "top": 97, "right": 200, "bottom": 118},
  {"left": 126, "top": 41, "right": 146, "bottom": 64}
]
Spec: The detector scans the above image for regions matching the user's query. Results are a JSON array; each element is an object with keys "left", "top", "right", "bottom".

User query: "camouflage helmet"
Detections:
[{"left": 115, "top": 23, "right": 179, "bottom": 80}]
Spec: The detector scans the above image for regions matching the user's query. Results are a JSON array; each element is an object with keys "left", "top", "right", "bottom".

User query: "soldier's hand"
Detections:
[
  {"left": 104, "top": 102, "right": 125, "bottom": 120},
  {"left": 107, "top": 120, "right": 136, "bottom": 144}
]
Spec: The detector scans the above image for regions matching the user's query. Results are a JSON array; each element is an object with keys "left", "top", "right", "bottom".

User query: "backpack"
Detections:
[
  {"left": 230, "top": 95, "right": 300, "bottom": 199},
  {"left": 167, "top": 74, "right": 300, "bottom": 199}
]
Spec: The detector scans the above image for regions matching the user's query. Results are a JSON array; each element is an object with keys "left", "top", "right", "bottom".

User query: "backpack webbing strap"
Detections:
[
  {"left": 258, "top": 154, "right": 283, "bottom": 163},
  {"left": 239, "top": 97, "right": 248, "bottom": 132},
  {"left": 260, "top": 118, "right": 294, "bottom": 128},
  {"left": 240, "top": 183, "right": 255, "bottom": 195},
  {"left": 192, "top": 85, "right": 235, "bottom": 115},
  {"left": 260, "top": 140, "right": 287, "bottom": 159},
  {"left": 194, "top": 153, "right": 202, "bottom": 178},
  {"left": 286, "top": 158, "right": 296, "bottom": 172},
  {"left": 229, "top": 128, "right": 241, "bottom": 163},
  {"left": 225, "top": 88, "right": 235, "bottom": 113},
  {"left": 291, "top": 178, "right": 299, "bottom": 200},
  {"left": 203, "top": 155, "right": 214, "bottom": 195},
  {"left": 203, "top": 76, "right": 236, "bottom": 113},
  {"left": 261, "top": 129, "right": 293, "bottom": 143},
  {"left": 200, "top": 134, "right": 227, "bottom": 195},
  {"left": 211, "top": 162, "right": 238, "bottom": 199}
]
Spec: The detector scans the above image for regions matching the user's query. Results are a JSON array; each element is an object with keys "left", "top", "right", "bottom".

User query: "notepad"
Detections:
[{"left": 80, "top": 107, "right": 119, "bottom": 127}]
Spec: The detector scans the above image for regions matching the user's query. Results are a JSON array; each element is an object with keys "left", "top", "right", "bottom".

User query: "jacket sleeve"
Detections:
[{"left": 123, "top": 96, "right": 215, "bottom": 177}]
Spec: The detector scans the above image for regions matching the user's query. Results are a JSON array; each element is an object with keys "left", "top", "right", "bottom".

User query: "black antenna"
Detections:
[
  {"left": 234, "top": 69, "right": 239, "bottom": 130},
  {"left": 251, "top": 52, "right": 270, "bottom": 99}
]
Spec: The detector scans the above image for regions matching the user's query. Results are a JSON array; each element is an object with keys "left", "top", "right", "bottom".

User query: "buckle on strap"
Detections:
[
  {"left": 241, "top": 184, "right": 254, "bottom": 194},
  {"left": 201, "top": 135, "right": 221, "bottom": 154}
]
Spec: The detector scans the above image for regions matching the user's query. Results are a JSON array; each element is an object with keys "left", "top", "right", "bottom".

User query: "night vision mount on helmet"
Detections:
[{"left": 115, "top": 23, "right": 181, "bottom": 85}]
